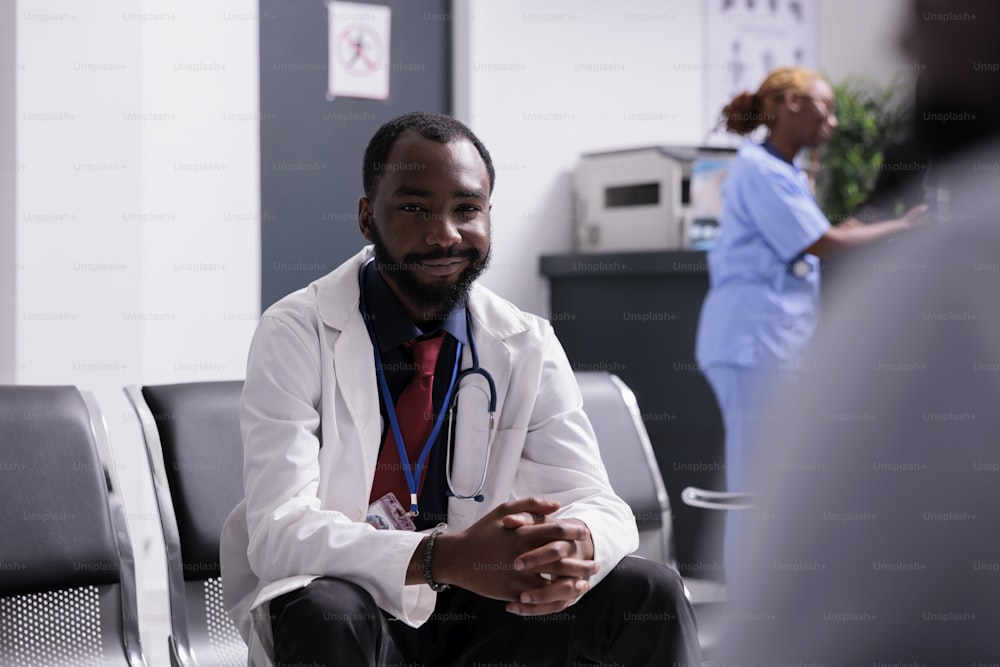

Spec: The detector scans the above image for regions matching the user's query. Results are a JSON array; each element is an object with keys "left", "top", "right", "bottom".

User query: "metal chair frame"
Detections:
[{"left": 125, "top": 383, "right": 248, "bottom": 667}]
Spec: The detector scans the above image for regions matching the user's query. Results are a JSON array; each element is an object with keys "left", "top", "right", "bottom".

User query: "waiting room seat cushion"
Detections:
[
  {"left": 141, "top": 381, "right": 245, "bottom": 581},
  {"left": 0, "top": 386, "right": 120, "bottom": 596}
]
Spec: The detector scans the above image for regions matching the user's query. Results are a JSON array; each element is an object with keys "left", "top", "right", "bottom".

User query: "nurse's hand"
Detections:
[
  {"left": 898, "top": 204, "right": 931, "bottom": 229},
  {"left": 811, "top": 204, "right": 931, "bottom": 257}
]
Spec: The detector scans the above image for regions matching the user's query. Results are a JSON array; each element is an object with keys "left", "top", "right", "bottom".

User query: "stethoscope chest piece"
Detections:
[{"left": 791, "top": 257, "right": 812, "bottom": 279}]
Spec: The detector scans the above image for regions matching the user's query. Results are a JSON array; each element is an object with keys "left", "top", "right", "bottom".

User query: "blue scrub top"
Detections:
[{"left": 695, "top": 140, "right": 830, "bottom": 370}]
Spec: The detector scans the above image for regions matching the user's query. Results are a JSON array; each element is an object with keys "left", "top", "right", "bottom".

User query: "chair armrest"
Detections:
[{"left": 680, "top": 486, "right": 755, "bottom": 511}]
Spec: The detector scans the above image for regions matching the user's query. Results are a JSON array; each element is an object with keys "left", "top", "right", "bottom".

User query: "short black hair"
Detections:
[{"left": 362, "top": 111, "right": 496, "bottom": 200}]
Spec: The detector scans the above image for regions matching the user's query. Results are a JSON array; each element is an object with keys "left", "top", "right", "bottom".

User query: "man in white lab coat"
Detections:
[{"left": 220, "top": 112, "right": 701, "bottom": 666}]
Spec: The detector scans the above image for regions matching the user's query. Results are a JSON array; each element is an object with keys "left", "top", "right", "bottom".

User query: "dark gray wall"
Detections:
[
  {"left": 260, "top": 0, "right": 452, "bottom": 310},
  {"left": 1, "top": 0, "right": 14, "bottom": 382}
]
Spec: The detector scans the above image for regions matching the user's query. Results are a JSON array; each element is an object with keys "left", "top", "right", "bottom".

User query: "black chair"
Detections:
[
  {"left": 0, "top": 385, "right": 146, "bottom": 666},
  {"left": 575, "top": 371, "right": 728, "bottom": 658},
  {"left": 125, "top": 381, "right": 247, "bottom": 667}
]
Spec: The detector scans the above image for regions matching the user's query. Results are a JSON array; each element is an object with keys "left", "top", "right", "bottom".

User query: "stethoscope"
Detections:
[
  {"left": 790, "top": 254, "right": 812, "bottom": 279},
  {"left": 359, "top": 258, "right": 497, "bottom": 516}
]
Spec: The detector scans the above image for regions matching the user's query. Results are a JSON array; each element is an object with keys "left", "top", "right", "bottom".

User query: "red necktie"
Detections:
[{"left": 369, "top": 333, "right": 445, "bottom": 511}]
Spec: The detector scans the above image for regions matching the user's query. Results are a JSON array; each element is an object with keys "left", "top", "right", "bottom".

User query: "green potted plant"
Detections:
[{"left": 815, "top": 76, "right": 912, "bottom": 223}]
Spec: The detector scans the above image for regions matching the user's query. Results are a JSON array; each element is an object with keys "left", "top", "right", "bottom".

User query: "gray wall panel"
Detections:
[{"left": 260, "top": 0, "right": 451, "bottom": 309}]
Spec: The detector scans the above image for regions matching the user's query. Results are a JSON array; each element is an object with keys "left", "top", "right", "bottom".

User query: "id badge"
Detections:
[{"left": 365, "top": 492, "right": 416, "bottom": 531}]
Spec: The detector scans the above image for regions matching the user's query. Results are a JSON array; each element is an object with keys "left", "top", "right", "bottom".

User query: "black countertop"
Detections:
[{"left": 540, "top": 251, "right": 709, "bottom": 278}]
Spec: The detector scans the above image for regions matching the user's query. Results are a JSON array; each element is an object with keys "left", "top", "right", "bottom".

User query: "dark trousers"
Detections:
[{"left": 270, "top": 556, "right": 702, "bottom": 667}]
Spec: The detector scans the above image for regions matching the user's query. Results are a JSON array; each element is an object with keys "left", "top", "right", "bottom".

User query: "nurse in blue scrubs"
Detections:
[{"left": 694, "top": 66, "right": 926, "bottom": 596}]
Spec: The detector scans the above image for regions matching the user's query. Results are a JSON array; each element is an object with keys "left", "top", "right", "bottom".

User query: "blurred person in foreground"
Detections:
[
  {"left": 719, "top": 0, "right": 1000, "bottom": 664},
  {"left": 220, "top": 111, "right": 701, "bottom": 666},
  {"left": 694, "top": 66, "right": 926, "bottom": 595}
]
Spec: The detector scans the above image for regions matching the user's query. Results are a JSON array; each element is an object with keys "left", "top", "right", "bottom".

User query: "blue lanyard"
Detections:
[{"left": 371, "top": 336, "right": 462, "bottom": 516}]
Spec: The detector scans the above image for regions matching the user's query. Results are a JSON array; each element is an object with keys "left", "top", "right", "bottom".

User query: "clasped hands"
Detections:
[{"left": 430, "top": 497, "right": 599, "bottom": 616}]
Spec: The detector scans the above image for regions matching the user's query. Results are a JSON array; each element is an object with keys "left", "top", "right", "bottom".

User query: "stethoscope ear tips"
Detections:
[{"left": 474, "top": 495, "right": 485, "bottom": 502}]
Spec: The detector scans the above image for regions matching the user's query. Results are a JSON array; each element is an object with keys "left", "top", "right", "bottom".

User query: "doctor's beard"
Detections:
[{"left": 369, "top": 224, "right": 492, "bottom": 317}]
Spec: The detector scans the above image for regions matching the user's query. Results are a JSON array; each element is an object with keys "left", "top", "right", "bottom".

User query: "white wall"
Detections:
[
  {"left": 137, "top": 6, "right": 261, "bottom": 381},
  {"left": 15, "top": 2, "right": 259, "bottom": 663},
  {"left": 456, "top": 0, "right": 911, "bottom": 317},
  {"left": 1, "top": 0, "right": 15, "bottom": 384},
  {"left": 457, "top": 0, "right": 703, "bottom": 316}
]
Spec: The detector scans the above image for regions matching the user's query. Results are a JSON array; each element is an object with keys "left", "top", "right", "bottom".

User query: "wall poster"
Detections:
[{"left": 703, "top": 0, "right": 819, "bottom": 146}]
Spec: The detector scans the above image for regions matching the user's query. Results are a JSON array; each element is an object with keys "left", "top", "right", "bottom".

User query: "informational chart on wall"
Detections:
[
  {"left": 703, "top": 0, "right": 819, "bottom": 146},
  {"left": 327, "top": 1, "right": 392, "bottom": 100}
]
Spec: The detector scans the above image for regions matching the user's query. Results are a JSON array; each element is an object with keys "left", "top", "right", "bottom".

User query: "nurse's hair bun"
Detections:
[
  {"left": 719, "top": 66, "right": 822, "bottom": 136},
  {"left": 721, "top": 91, "right": 763, "bottom": 135}
]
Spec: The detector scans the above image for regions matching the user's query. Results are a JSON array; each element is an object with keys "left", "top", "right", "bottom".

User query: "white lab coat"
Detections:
[{"left": 220, "top": 246, "right": 639, "bottom": 667}]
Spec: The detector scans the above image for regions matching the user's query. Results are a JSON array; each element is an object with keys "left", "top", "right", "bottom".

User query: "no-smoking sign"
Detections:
[
  {"left": 338, "top": 25, "right": 381, "bottom": 76},
  {"left": 327, "top": 2, "right": 391, "bottom": 100}
]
